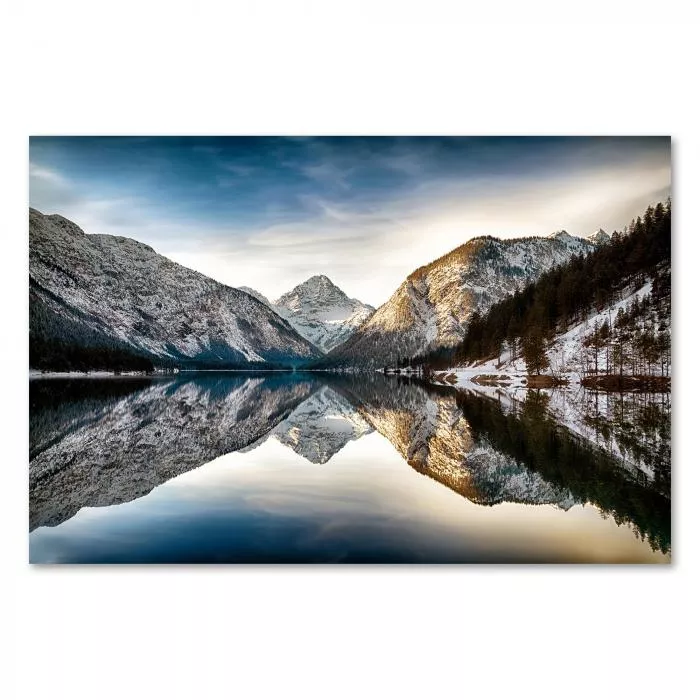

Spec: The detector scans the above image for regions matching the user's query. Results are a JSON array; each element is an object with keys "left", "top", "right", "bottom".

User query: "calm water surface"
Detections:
[{"left": 29, "top": 373, "right": 671, "bottom": 563}]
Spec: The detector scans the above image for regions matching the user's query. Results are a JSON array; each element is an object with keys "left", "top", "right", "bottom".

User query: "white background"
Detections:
[{"left": 2, "top": 2, "right": 698, "bottom": 698}]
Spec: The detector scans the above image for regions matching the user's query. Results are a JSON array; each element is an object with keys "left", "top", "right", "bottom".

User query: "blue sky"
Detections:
[{"left": 29, "top": 136, "right": 671, "bottom": 306}]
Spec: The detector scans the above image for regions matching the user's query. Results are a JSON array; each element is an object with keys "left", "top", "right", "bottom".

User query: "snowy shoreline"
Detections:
[{"left": 29, "top": 370, "right": 156, "bottom": 380}]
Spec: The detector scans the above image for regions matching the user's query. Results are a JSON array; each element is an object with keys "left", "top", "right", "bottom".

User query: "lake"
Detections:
[{"left": 29, "top": 372, "right": 671, "bottom": 563}]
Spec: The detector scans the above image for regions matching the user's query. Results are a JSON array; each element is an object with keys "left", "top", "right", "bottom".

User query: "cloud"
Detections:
[
  {"left": 299, "top": 161, "right": 354, "bottom": 189},
  {"left": 203, "top": 151, "right": 670, "bottom": 304},
  {"left": 29, "top": 162, "right": 68, "bottom": 186}
]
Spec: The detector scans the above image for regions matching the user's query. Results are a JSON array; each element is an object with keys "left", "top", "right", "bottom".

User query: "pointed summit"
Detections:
[
  {"left": 237, "top": 275, "right": 374, "bottom": 353},
  {"left": 293, "top": 274, "right": 337, "bottom": 296},
  {"left": 271, "top": 276, "right": 375, "bottom": 353},
  {"left": 276, "top": 275, "right": 347, "bottom": 308},
  {"left": 548, "top": 230, "right": 574, "bottom": 241},
  {"left": 586, "top": 228, "right": 611, "bottom": 245}
]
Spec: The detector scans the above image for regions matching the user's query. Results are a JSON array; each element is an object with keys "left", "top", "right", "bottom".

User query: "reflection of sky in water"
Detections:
[{"left": 30, "top": 432, "right": 670, "bottom": 564}]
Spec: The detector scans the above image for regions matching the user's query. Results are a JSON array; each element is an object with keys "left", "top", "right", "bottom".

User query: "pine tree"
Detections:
[
  {"left": 506, "top": 317, "right": 518, "bottom": 362},
  {"left": 523, "top": 330, "right": 548, "bottom": 375}
]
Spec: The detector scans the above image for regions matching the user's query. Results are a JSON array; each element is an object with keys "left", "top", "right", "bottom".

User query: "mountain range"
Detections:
[{"left": 29, "top": 208, "right": 610, "bottom": 370}]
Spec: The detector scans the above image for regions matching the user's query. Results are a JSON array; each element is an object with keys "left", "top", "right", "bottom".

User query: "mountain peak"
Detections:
[
  {"left": 271, "top": 276, "right": 375, "bottom": 353},
  {"left": 326, "top": 231, "right": 595, "bottom": 368},
  {"left": 279, "top": 275, "right": 347, "bottom": 305},
  {"left": 548, "top": 230, "right": 573, "bottom": 240},
  {"left": 586, "top": 228, "right": 611, "bottom": 244},
  {"left": 297, "top": 274, "right": 337, "bottom": 292}
]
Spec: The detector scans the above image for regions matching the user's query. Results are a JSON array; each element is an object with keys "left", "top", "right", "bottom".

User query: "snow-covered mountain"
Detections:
[
  {"left": 326, "top": 232, "right": 600, "bottom": 368},
  {"left": 239, "top": 275, "right": 374, "bottom": 353},
  {"left": 29, "top": 209, "right": 321, "bottom": 367},
  {"left": 238, "top": 286, "right": 272, "bottom": 306},
  {"left": 586, "top": 228, "right": 611, "bottom": 245}
]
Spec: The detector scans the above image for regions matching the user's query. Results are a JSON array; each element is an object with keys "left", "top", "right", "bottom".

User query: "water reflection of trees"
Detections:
[
  {"left": 582, "top": 391, "right": 670, "bottom": 496},
  {"left": 322, "top": 375, "right": 671, "bottom": 554},
  {"left": 453, "top": 388, "right": 671, "bottom": 554}
]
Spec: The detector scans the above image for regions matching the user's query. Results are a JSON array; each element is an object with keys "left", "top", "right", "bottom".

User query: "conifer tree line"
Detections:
[
  {"left": 414, "top": 199, "right": 671, "bottom": 375},
  {"left": 30, "top": 285, "right": 155, "bottom": 372}
]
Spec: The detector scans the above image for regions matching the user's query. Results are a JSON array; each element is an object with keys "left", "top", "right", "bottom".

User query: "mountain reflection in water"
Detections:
[{"left": 29, "top": 372, "right": 671, "bottom": 563}]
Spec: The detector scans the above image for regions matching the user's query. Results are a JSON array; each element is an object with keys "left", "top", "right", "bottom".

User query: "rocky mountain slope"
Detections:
[
  {"left": 29, "top": 209, "right": 321, "bottom": 368},
  {"left": 238, "top": 286, "right": 272, "bottom": 306},
  {"left": 325, "top": 232, "right": 600, "bottom": 368},
  {"left": 239, "top": 275, "right": 374, "bottom": 353}
]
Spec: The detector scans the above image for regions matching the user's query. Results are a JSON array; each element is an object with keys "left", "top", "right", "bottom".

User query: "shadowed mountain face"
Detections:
[
  {"left": 29, "top": 209, "right": 321, "bottom": 369},
  {"left": 31, "top": 373, "right": 670, "bottom": 557}
]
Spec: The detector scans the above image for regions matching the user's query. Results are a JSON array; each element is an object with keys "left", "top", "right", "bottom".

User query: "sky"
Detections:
[{"left": 29, "top": 136, "right": 671, "bottom": 307}]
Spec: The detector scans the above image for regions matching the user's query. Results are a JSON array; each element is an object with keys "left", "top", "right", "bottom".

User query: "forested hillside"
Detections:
[
  {"left": 411, "top": 199, "right": 671, "bottom": 379},
  {"left": 320, "top": 229, "right": 598, "bottom": 369}
]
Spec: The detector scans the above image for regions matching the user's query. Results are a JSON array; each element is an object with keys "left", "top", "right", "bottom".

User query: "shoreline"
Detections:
[
  {"left": 28, "top": 367, "right": 347, "bottom": 379},
  {"left": 429, "top": 365, "right": 671, "bottom": 394}
]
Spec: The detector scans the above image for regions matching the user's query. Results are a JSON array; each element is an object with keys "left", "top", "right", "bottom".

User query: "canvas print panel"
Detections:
[{"left": 28, "top": 136, "right": 671, "bottom": 563}]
